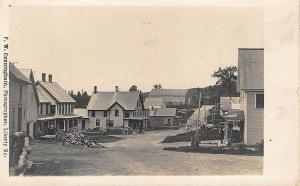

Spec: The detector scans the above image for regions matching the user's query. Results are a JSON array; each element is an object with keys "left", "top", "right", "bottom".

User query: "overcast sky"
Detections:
[{"left": 9, "top": 6, "right": 263, "bottom": 94}]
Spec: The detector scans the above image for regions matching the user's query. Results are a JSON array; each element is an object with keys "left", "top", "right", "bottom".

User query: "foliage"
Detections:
[
  {"left": 211, "top": 66, "right": 238, "bottom": 96},
  {"left": 69, "top": 90, "right": 90, "bottom": 108},
  {"left": 129, "top": 85, "right": 138, "bottom": 91},
  {"left": 153, "top": 83, "right": 162, "bottom": 89}
]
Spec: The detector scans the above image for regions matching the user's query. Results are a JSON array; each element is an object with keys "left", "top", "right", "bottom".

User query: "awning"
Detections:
[
  {"left": 223, "top": 110, "right": 245, "bottom": 121},
  {"left": 124, "top": 117, "right": 148, "bottom": 121},
  {"left": 38, "top": 115, "right": 56, "bottom": 121},
  {"left": 56, "top": 114, "right": 82, "bottom": 119},
  {"left": 38, "top": 114, "right": 82, "bottom": 121}
]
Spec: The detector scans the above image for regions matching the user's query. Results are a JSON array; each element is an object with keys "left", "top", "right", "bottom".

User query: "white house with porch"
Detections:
[
  {"left": 87, "top": 86, "right": 148, "bottom": 131},
  {"left": 35, "top": 73, "right": 81, "bottom": 138}
]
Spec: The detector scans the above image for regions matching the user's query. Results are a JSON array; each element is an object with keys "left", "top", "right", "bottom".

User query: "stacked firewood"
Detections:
[
  {"left": 9, "top": 132, "right": 32, "bottom": 176},
  {"left": 63, "top": 132, "right": 103, "bottom": 148}
]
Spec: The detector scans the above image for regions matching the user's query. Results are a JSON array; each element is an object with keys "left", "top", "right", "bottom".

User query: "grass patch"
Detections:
[
  {"left": 161, "top": 129, "right": 222, "bottom": 143},
  {"left": 88, "top": 135, "right": 123, "bottom": 143}
]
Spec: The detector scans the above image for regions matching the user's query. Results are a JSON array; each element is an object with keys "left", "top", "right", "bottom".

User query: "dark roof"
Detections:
[
  {"left": 238, "top": 48, "right": 264, "bottom": 91},
  {"left": 37, "top": 81, "right": 76, "bottom": 103},
  {"left": 149, "top": 108, "right": 176, "bottom": 117},
  {"left": 149, "top": 89, "right": 188, "bottom": 97},
  {"left": 87, "top": 91, "right": 141, "bottom": 110},
  {"left": 9, "top": 63, "right": 31, "bottom": 84}
]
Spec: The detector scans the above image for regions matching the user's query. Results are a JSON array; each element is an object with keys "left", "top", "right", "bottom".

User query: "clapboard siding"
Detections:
[
  {"left": 9, "top": 80, "right": 29, "bottom": 132},
  {"left": 246, "top": 92, "right": 264, "bottom": 144}
]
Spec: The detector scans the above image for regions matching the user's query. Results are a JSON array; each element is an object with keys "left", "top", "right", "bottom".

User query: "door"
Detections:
[
  {"left": 82, "top": 120, "right": 86, "bottom": 129},
  {"left": 26, "top": 123, "right": 30, "bottom": 136},
  {"left": 17, "top": 107, "right": 22, "bottom": 131}
]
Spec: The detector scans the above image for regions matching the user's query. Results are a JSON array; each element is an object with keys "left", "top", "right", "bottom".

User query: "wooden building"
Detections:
[
  {"left": 87, "top": 86, "right": 148, "bottom": 131},
  {"left": 237, "top": 48, "right": 264, "bottom": 144}
]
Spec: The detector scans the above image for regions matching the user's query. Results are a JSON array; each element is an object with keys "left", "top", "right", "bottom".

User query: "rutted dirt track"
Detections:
[{"left": 28, "top": 129, "right": 263, "bottom": 176}]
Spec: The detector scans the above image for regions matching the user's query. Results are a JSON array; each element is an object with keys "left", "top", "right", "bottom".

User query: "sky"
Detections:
[{"left": 9, "top": 6, "right": 263, "bottom": 94}]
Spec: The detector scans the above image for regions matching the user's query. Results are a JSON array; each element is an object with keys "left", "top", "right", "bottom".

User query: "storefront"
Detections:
[{"left": 223, "top": 110, "right": 245, "bottom": 144}]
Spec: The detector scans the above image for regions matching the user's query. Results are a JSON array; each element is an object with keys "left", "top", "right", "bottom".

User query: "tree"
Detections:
[
  {"left": 129, "top": 85, "right": 138, "bottom": 91},
  {"left": 211, "top": 66, "right": 238, "bottom": 96},
  {"left": 153, "top": 83, "right": 162, "bottom": 89}
]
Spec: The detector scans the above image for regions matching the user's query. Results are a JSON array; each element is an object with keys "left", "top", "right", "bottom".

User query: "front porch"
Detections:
[
  {"left": 124, "top": 117, "right": 149, "bottom": 130},
  {"left": 35, "top": 115, "right": 82, "bottom": 139}
]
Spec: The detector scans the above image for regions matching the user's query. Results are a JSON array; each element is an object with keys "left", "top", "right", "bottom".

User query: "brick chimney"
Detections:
[
  {"left": 115, "top": 86, "right": 119, "bottom": 92},
  {"left": 94, "top": 86, "right": 97, "bottom": 94},
  {"left": 42, "top": 73, "right": 46, "bottom": 82},
  {"left": 48, "top": 74, "right": 52, "bottom": 82}
]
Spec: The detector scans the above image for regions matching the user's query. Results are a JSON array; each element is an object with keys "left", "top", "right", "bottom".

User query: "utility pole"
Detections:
[
  {"left": 192, "top": 87, "right": 202, "bottom": 150},
  {"left": 196, "top": 87, "right": 202, "bottom": 133}
]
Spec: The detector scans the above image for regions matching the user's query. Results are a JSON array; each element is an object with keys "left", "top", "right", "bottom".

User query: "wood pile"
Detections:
[
  {"left": 63, "top": 132, "right": 104, "bottom": 148},
  {"left": 9, "top": 131, "right": 32, "bottom": 176}
]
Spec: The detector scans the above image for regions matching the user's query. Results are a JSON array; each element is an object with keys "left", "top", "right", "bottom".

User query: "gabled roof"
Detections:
[
  {"left": 149, "top": 89, "right": 188, "bottom": 97},
  {"left": 144, "top": 97, "right": 165, "bottom": 108},
  {"left": 238, "top": 48, "right": 264, "bottom": 91},
  {"left": 149, "top": 108, "right": 176, "bottom": 117},
  {"left": 87, "top": 91, "right": 141, "bottom": 111},
  {"left": 37, "top": 81, "right": 76, "bottom": 103},
  {"left": 36, "top": 85, "right": 56, "bottom": 104},
  {"left": 9, "top": 63, "right": 31, "bottom": 84},
  {"left": 20, "top": 69, "right": 40, "bottom": 104}
]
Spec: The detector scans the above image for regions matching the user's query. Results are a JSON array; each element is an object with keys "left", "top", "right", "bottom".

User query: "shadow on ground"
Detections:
[{"left": 163, "top": 146, "right": 263, "bottom": 156}]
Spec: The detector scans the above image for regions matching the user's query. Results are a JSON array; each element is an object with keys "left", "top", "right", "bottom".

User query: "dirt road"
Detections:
[{"left": 28, "top": 129, "right": 263, "bottom": 176}]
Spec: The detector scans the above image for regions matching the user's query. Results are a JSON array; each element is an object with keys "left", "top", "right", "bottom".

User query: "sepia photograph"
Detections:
[
  {"left": 6, "top": 4, "right": 264, "bottom": 176},
  {"left": 1, "top": 0, "right": 299, "bottom": 185}
]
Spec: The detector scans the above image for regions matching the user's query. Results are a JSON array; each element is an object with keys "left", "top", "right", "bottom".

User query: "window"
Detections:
[
  {"left": 62, "top": 104, "right": 64, "bottom": 114},
  {"left": 12, "top": 108, "right": 15, "bottom": 130},
  {"left": 104, "top": 111, "right": 107, "bottom": 117},
  {"left": 91, "top": 111, "right": 95, "bottom": 117},
  {"left": 50, "top": 105, "right": 55, "bottom": 115},
  {"left": 96, "top": 119, "right": 100, "bottom": 127},
  {"left": 19, "top": 85, "right": 22, "bottom": 102},
  {"left": 46, "top": 104, "right": 49, "bottom": 114},
  {"left": 40, "top": 104, "right": 43, "bottom": 114},
  {"left": 255, "top": 94, "right": 264, "bottom": 108},
  {"left": 125, "top": 111, "right": 130, "bottom": 118},
  {"left": 115, "top": 110, "right": 119, "bottom": 117}
]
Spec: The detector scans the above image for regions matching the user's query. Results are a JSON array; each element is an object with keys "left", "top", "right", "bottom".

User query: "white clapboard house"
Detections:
[{"left": 87, "top": 86, "right": 149, "bottom": 131}]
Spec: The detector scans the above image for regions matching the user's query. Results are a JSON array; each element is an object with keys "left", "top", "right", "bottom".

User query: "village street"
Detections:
[{"left": 28, "top": 129, "right": 263, "bottom": 176}]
